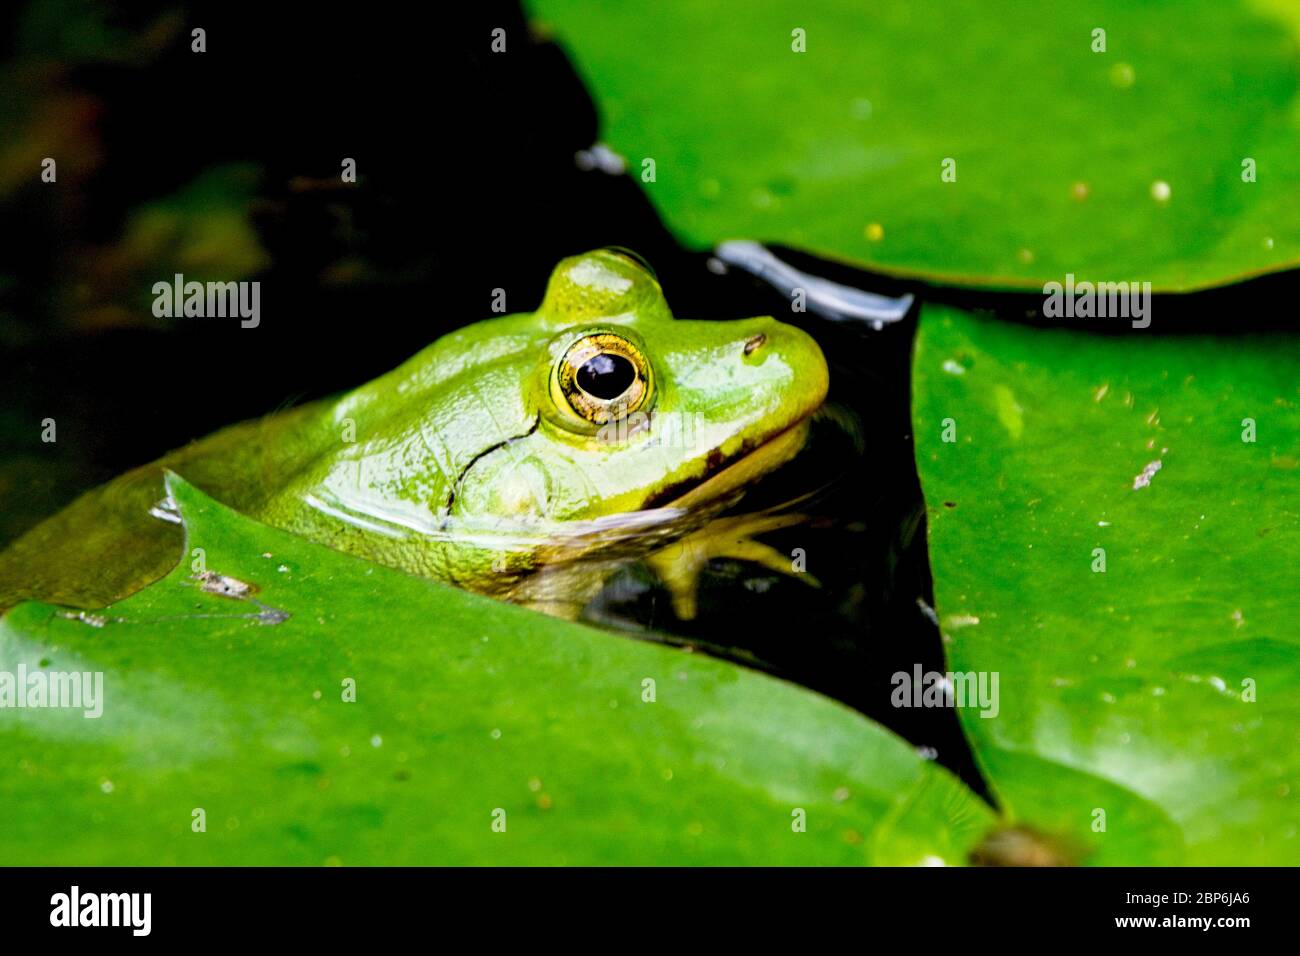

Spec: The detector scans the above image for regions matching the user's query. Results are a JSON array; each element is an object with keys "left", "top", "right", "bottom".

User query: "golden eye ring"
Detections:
[{"left": 552, "top": 332, "right": 651, "bottom": 426}]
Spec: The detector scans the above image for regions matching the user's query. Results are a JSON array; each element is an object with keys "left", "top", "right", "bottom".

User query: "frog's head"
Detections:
[{"left": 451, "top": 249, "right": 829, "bottom": 523}]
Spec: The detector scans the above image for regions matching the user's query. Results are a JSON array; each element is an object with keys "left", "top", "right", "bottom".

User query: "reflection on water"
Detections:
[{"left": 575, "top": 403, "right": 865, "bottom": 668}]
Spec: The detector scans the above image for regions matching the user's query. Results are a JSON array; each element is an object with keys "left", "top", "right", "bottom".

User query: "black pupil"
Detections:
[{"left": 577, "top": 352, "right": 635, "bottom": 400}]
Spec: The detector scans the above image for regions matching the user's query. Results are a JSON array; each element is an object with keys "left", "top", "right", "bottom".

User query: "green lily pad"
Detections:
[
  {"left": 0, "top": 474, "right": 993, "bottom": 865},
  {"left": 530, "top": 0, "right": 1300, "bottom": 291},
  {"left": 912, "top": 305, "right": 1300, "bottom": 864}
]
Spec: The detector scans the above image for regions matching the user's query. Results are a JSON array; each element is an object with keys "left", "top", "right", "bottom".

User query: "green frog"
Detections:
[{"left": 0, "top": 249, "right": 829, "bottom": 619}]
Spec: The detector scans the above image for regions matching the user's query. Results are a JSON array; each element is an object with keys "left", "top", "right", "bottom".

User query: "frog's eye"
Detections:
[{"left": 552, "top": 332, "right": 651, "bottom": 426}]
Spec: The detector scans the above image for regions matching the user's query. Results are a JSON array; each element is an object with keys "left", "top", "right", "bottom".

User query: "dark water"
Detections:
[{"left": 0, "top": 2, "right": 990, "bottom": 796}]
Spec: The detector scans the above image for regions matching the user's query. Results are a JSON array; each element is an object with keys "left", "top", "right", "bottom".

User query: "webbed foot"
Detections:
[{"left": 644, "top": 512, "right": 819, "bottom": 620}]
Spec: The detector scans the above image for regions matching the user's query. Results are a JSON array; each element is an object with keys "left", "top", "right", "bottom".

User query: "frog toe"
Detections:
[{"left": 645, "top": 513, "right": 819, "bottom": 621}]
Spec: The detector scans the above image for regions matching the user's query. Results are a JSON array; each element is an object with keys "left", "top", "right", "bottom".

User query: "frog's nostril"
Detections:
[{"left": 743, "top": 333, "right": 767, "bottom": 356}]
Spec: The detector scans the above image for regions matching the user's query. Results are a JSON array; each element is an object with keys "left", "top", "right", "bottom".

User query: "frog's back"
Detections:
[
  {"left": 0, "top": 317, "right": 550, "bottom": 611},
  {"left": 249, "top": 322, "right": 550, "bottom": 589}
]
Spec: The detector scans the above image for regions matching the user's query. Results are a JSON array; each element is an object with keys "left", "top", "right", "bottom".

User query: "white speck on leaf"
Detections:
[{"left": 1132, "top": 460, "right": 1163, "bottom": 490}]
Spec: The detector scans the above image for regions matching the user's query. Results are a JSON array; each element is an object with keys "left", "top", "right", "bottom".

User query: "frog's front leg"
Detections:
[{"left": 644, "top": 513, "right": 819, "bottom": 620}]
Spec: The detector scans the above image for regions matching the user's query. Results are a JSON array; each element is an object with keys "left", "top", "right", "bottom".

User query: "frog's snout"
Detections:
[{"left": 746, "top": 318, "right": 830, "bottom": 418}]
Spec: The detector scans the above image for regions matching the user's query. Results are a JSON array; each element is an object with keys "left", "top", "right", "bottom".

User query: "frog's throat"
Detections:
[{"left": 650, "top": 418, "right": 813, "bottom": 512}]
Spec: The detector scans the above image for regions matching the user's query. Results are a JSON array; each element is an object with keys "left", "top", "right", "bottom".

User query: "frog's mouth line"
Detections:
[
  {"left": 642, "top": 416, "right": 815, "bottom": 512},
  {"left": 298, "top": 413, "right": 817, "bottom": 551}
]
